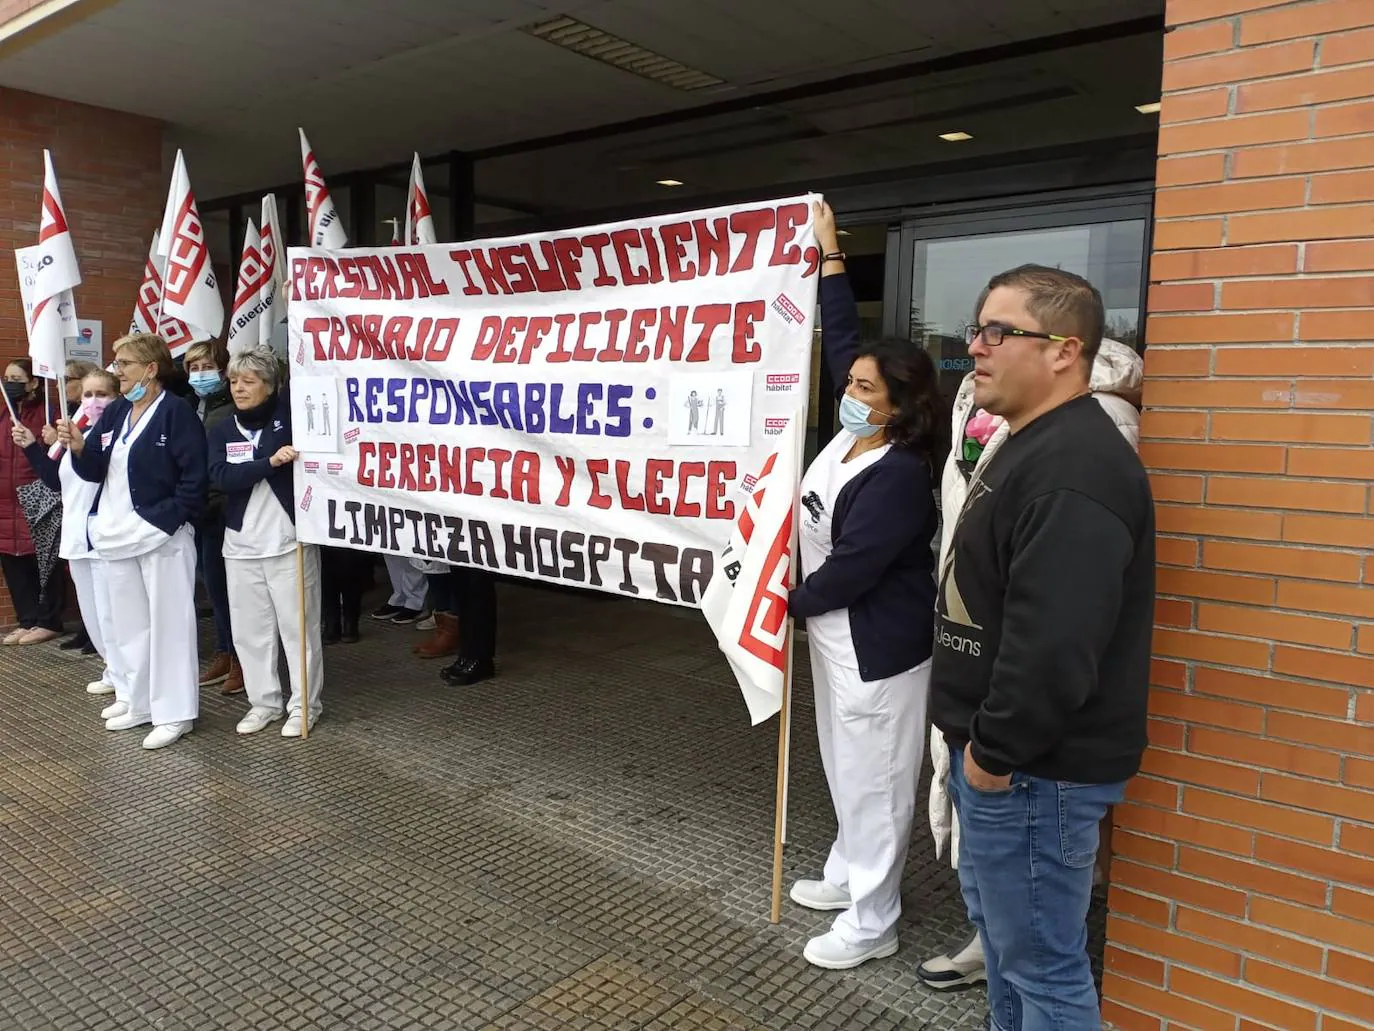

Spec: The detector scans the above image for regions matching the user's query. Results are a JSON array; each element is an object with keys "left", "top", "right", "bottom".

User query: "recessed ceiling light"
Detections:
[
  {"left": 656, "top": 178, "right": 684, "bottom": 187},
  {"left": 939, "top": 131, "right": 973, "bottom": 142},
  {"left": 1136, "top": 102, "right": 1162, "bottom": 114}
]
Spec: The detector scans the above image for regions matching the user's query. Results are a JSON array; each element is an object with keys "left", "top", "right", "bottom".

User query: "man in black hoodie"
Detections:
[{"left": 930, "top": 265, "right": 1154, "bottom": 1031}]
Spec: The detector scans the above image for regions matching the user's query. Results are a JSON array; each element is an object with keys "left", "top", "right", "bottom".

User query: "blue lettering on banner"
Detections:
[{"left": 345, "top": 377, "right": 635, "bottom": 437}]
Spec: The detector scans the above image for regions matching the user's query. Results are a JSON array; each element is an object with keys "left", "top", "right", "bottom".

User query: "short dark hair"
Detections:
[
  {"left": 854, "top": 336, "right": 949, "bottom": 472},
  {"left": 976, "top": 264, "right": 1106, "bottom": 364}
]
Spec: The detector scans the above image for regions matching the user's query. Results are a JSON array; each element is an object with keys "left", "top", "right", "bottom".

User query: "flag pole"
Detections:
[
  {"left": 769, "top": 404, "right": 807, "bottom": 924},
  {"left": 297, "top": 541, "right": 309, "bottom": 740},
  {"left": 770, "top": 618, "right": 795, "bottom": 924}
]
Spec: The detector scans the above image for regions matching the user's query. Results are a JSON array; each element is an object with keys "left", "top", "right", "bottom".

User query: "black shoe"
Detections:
[
  {"left": 370, "top": 603, "right": 402, "bottom": 621},
  {"left": 439, "top": 656, "right": 494, "bottom": 686},
  {"left": 321, "top": 621, "right": 342, "bottom": 646},
  {"left": 59, "top": 631, "right": 89, "bottom": 652},
  {"left": 389, "top": 607, "right": 422, "bottom": 626},
  {"left": 340, "top": 617, "right": 361, "bottom": 644},
  {"left": 80, "top": 643, "right": 97, "bottom": 656}
]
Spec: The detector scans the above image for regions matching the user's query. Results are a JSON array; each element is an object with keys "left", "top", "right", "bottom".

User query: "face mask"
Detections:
[
  {"left": 839, "top": 393, "right": 885, "bottom": 438},
  {"left": 2, "top": 382, "right": 27, "bottom": 403},
  {"left": 188, "top": 371, "right": 221, "bottom": 398},
  {"left": 123, "top": 380, "right": 148, "bottom": 403},
  {"left": 79, "top": 396, "right": 112, "bottom": 424}
]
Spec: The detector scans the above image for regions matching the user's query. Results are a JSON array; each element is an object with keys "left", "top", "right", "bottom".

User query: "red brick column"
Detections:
[
  {"left": 0, "top": 86, "right": 163, "bottom": 627},
  {"left": 1104, "top": 1, "right": 1374, "bottom": 1028}
]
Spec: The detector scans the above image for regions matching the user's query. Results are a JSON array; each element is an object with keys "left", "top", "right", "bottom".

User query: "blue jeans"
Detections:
[
  {"left": 949, "top": 748, "right": 1126, "bottom": 1031},
  {"left": 196, "top": 521, "right": 233, "bottom": 655}
]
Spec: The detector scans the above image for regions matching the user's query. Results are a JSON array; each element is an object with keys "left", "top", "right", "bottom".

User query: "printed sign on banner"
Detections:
[
  {"left": 291, "top": 376, "right": 341, "bottom": 455},
  {"left": 288, "top": 195, "right": 820, "bottom": 607}
]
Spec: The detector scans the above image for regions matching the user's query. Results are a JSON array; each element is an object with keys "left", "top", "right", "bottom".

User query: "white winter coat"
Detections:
[{"left": 927, "top": 339, "right": 1143, "bottom": 866}]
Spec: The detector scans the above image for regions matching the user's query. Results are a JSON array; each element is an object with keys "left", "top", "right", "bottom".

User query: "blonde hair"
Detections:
[
  {"left": 112, "top": 333, "right": 176, "bottom": 384},
  {"left": 183, "top": 339, "right": 229, "bottom": 370},
  {"left": 83, "top": 369, "right": 120, "bottom": 395}
]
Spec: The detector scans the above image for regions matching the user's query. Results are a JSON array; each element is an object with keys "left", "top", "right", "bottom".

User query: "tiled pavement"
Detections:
[{"left": 0, "top": 582, "right": 1105, "bottom": 1030}]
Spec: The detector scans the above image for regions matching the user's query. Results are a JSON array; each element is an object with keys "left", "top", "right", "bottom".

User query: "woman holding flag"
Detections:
[
  {"left": 785, "top": 201, "right": 946, "bottom": 970},
  {"left": 12, "top": 368, "right": 128, "bottom": 703},
  {"left": 58, "top": 332, "right": 206, "bottom": 750},
  {"left": 1, "top": 358, "right": 66, "bottom": 645},
  {"left": 207, "top": 347, "right": 323, "bottom": 738}
]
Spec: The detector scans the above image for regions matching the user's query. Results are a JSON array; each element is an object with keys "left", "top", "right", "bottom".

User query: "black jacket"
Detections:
[
  {"left": 197, "top": 385, "right": 236, "bottom": 525},
  {"left": 930, "top": 394, "right": 1156, "bottom": 784},
  {"left": 205, "top": 392, "right": 294, "bottom": 533},
  {"left": 787, "top": 273, "right": 938, "bottom": 681}
]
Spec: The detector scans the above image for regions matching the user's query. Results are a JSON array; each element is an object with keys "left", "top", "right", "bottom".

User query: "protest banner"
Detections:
[
  {"left": 17, "top": 151, "right": 81, "bottom": 390},
  {"left": 287, "top": 195, "right": 821, "bottom": 608}
]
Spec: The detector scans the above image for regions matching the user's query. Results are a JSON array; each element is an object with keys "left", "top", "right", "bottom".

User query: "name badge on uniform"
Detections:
[
  {"left": 226, "top": 441, "right": 255, "bottom": 465},
  {"left": 100, "top": 431, "right": 113, "bottom": 449}
]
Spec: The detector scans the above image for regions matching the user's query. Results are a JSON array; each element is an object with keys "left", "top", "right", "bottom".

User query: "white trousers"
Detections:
[
  {"left": 811, "top": 639, "right": 930, "bottom": 943},
  {"left": 102, "top": 527, "right": 199, "bottom": 726},
  {"left": 383, "top": 554, "right": 427, "bottom": 610},
  {"left": 70, "top": 556, "right": 123, "bottom": 696},
  {"left": 226, "top": 546, "right": 323, "bottom": 718}
]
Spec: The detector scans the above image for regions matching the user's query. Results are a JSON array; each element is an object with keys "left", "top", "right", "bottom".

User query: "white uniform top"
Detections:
[
  {"left": 88, "top": 392, "right": 173, "bottom": 561},
  {"left": 57, "top": 428, "right": 100, "bottom": 560},
  {"left": 797, "top": 429, "right": 890, "bottom": 669},
  {"left": 223, "top": 420, "right": 296, "bottom": 561}
]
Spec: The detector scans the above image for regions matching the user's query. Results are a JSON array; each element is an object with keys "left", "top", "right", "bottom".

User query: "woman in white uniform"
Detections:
[
  {"left": 786, "top": 201, "right": 947, "bottom": 970},
  {"left": 12, "top": 368, "right": 128, "bottom": 706},
  {"left": 58, "top": 333, "right": 207, "bottom": 750},
  {"left": 207, "top": 348, "right": 323, "bottom": 738}
]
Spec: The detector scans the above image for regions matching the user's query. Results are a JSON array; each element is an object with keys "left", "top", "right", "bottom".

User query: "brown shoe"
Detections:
[
  {"left": 199, "top": 651, "right": 231, "bottom": 687},
  {"left": 221, "top": 655, "right": 245, "bottom": 695},
  {"left": 412, "top": 611, "right": 460, "bottom": 659}
]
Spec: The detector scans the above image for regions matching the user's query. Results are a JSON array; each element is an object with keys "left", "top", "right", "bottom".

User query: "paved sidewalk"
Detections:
[{"left": 0, "top": 582, "right": 1104, "bottom": 1029}]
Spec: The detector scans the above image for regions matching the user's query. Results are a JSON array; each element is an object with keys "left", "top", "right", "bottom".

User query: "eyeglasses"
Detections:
[
  {"left": 113, "top": 359, "right": 149, "bottom": 370},
  {"left": 964, "top": 323, "right": 1071, "bottom": 348}
]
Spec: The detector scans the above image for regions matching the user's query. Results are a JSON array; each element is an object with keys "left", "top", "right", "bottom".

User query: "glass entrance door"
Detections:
[{"left": 908, "top": 220, "right": 1148, "bottom": 399}]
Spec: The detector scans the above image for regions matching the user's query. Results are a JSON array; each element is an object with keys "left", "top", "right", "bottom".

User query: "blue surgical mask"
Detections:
[
  {"left": 839, "top": 393, "right": 884, "bottom": 438},
  {"left": 188, "top": 371, "right": 221, "bottom": 398},
  {"left": 123, "top": 380, "right": 148, "bottom": 403}
]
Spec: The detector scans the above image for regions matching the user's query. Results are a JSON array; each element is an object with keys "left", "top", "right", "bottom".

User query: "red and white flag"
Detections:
[
  {"left": 228, "top": 219, "right": 273, "bottom": 355},
  {"left": 155, "top": 150, "right": 223, "bottom": 353},
  {"left": 405, "top": 153, "right": 437, "bottom": 245},
  {"left": 701, "top": 409, "right": 803, "bottom": 725},
  {"left": 130, "top": 230, "right": 194, "bottom": 353},
  {"left": 15, "top": 150, "right": 82, "bottom": 379},
  {"left": 47, "top": 410, "right": 89, "bottom": 461},
  {"left": 299, "top": 128, "right": 347, "bottom": 249},
  {"left": 258, "top": 194, "right": 288, "bottom": 352}
]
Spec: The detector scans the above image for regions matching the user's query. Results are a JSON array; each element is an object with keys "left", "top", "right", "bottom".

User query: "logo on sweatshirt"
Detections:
[{"left": 936, "top": 477, "right": 992, "bottom": 656}]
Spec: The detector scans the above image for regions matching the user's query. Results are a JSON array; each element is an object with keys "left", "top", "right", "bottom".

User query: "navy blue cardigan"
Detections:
[
  {"left": 788, "top": 273, "right": 937, "bottom": 682},
  {"left": 206, "top": 393, "right": 295, "bottom": 532},
  {"left": 71, "top": 392, "right": 207, "bottom": 535}
]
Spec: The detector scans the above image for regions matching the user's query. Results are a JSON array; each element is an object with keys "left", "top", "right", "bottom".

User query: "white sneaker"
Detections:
[
  {"left": 142, "top": 722, "right": 192, "bottom": 750},
  {"left": 789, "top": 879, "right": 852, "bottom": 912},
  {"left": 105, "top": 711, "right": 151, "bottom": 731},
  {"left": 415, "top": 613, "right": 436, "bottom": 631},
  {"left": 100, "top": 700, "right": 129, "bottom": 721},
  {"left": 86, "top": 680, "right": 115, "bottom": 695},
  {"left": 281, "top": 712, "right": 318, "bottom": 738},
  {"left": 917, "top": 927, "right": 987, "bottom": 990},
  {"left": 236, "top": 706, "right": 283, "bottom": 735},
  {"left": 803, "top": 928, "right": 899, "bottom": 970}
]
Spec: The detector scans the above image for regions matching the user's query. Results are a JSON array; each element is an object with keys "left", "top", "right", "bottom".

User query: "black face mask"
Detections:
[
  {"left": 236, "top": 391, "right": 278, "bottom": 431},
  {"left": 3, "top": 382, "right": 29, "bottom": 403}
]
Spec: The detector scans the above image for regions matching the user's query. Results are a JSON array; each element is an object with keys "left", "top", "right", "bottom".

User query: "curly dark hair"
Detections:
[{"left": 851, "top": 337, "right": 949, "bottom": 472}]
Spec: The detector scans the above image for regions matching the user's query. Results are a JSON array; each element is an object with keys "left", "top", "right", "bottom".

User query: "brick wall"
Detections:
[
  {"left": 1103, "top": 1, "right": 1374, "bottom": 1028},
  {"left": 0, "top": 86, "right": 163, "bottom": 627}
]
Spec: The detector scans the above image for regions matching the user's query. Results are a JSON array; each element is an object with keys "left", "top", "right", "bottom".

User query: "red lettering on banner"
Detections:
[
  {"left": 640, "top": 228, "right": 665, "bottom": 284},
  {"left": 732, "top": 301, "right": 765, "bottom": 363},
  {"left": 689, "top": 305, "right": 731, "bottom": 363},
  {"left": 611, "top": 229, "right": 650, "bottom": 287},
  {"left": 655, "top": 307, "right": 688, "bottom": 361},
  {"left": 548, "top": 314, "right": 576, "bottom": 363},
  {"left": 488, "top": 449, "right": 511, "bottom": 500},
  {"left": 585, "top": 459, "right": 612, "bottom": 509},
  {"left": 519, "top": 316, "right": 553, "bottom": 364},
  {"left": 552, "top": 238, "right": 585, "bottom": 290},
  {"left": 615, "top": 460, "right": 645, "bottom": 512},
  {"left": 645, "top": 458, "right": 672, "bottom": 514},
  {"left": 770, "top": 203, "right": 807, "bottom": 267},
  {"left": 449, "top": 249, "right": 483, "bottom": 296},
  {"left": 706, "top": 461, "right": 736, "bottom": 520},
  {"left": 581, "top": 233, "right": 618, "bottom": 288},
  {"left": 661, "top": 222, "right": 695, "bottom": 282},
  {"left": 693, "top": 217, "right": 730, "bottom": 277},
  {"left": 624, "top": 309, "right": 654, "bottom": 363},
  {"left": 464, "top": 447, "right": 485, "bottom": 497},
  {"left": 572, "top": 312, "right": 600, "bottom": 362},
  {"left": 416, "top": 444, "right": 437, "bottom": 491},
  {"left": 554, "top": 455, "right": 576, "bottom": 508},
  {"left": 598, "top": 309, "right": 627, "bottom": 363},
  {"left": 729, "top": 208, "right": 776, "bottom": 274},
  {"left": 675, "top": 462, "right": 705, "bottom": 518}
]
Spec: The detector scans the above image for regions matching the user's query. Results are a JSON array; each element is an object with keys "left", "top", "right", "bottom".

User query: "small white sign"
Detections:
[
  {"left": 668, "top": 370, "right": 753, "bottom": 448},
  {"left": 291, "top": 376, "right": 341, "bottom": 454},
  {"left": 70, "top": 319, "right": 102, "bottom": 365}
]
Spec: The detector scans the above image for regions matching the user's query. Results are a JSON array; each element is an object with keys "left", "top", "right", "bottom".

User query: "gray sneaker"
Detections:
[{"left": 917, "top": 926, "right": 987, "bottom": 990}]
